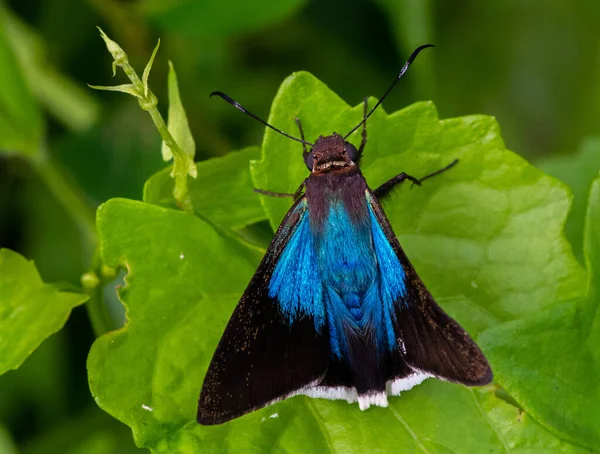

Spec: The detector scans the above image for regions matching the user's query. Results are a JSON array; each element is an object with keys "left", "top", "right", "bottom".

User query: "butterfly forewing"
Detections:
[
  {"left": 197, "top": 197, "right": 329, "bottom": 425},
  {"left": 366, "top": 190, "right": 493, "bottom": 386}
]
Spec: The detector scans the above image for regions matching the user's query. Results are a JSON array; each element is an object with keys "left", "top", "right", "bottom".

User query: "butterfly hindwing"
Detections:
[
  {"left": 197, "top": 197, "right": 329, "bottom": 425},
  {"left": 366, "top": 190, "right": 493, "bottom": 387}
]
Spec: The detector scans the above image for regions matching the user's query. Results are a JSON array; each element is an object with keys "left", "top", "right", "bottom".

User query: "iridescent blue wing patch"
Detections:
[
  {"left": 268, "top": 200, "right": 326, "bottom": 330},
  {"left": 197, "top": 197, "right": 329, "bottom": 425}
]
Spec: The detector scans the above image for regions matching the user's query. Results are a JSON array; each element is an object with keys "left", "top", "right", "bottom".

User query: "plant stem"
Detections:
[
  {"left": 33, "top": 152, "right": 115, "bottom": 336},
  {"left": 33, "top": 153, "right": 97, "bottom": 245},
  {"left": 129, "top": 79, "right": 194, "bottom": 213},
  {"left": 86, "top": 278, "right": 115, "bottom": 337},
  {"left": 94, "top": 28, "right": 196, "bottom": 213},
  {"left": 146, "top": 108, "right": 193, "bottom": 212}
]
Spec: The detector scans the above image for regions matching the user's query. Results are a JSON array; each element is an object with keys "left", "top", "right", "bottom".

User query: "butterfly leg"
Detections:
[
  {"left": 374, "top": 173, "right": 421, "bottom": 199},
  {"left": 254, "top": 180, "right": 306, "bottom": 200},
  {"left": 357, "top": 97, "right": 369, "bottom": 162},
  {"left": 254, "top": 189, "right": 295, "bottom": 198},
  {"left": 255, "top": 120, "right": 309, "bottom": 200},
  {"left": 374, "top": 159, "right": 458, "bottom": 200}
]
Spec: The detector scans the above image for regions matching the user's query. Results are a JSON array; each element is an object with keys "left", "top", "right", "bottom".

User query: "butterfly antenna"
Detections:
[
  {"left": 210, "top": 91, "right": 315, "bottom": 147},
  {"left": 344, "top": 44, "right": 435, "bottom": 139}
]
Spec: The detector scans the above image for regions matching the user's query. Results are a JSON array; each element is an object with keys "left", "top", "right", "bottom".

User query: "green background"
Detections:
[{"left": 1, "top": 0, "right": 600, "bottom": 452}]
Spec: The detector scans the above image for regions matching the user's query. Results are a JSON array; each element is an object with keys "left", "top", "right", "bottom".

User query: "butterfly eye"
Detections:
[
  {"left": 345, "top": 142, "right": 358, "bottom": 162},
  {"left": 304, "top": 152, "right": 314, "bottom": 171}
]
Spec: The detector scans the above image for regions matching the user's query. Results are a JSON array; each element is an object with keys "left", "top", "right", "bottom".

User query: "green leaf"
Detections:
[
  {"left": 89, "top": 199, "right": 261, "bottom": 450},
  {"left": 138, "top": 0, "right": 307, "bottom": 38},
  {"left": 90, "top": 198, "right": 589, "bottom": 453},
  {"left": 161, "top": 62, "right": 196, "bottom": 177},
  {"left": 0, "top": 7, "right": 43, "bottom": 157},
  {"left": 144, "top": 146, "right": 265, "bottom": 230},
  {"left": 88, "top": 84, "right": 142, "bottom": 98},
  {"left": 479, "top": 174, "right": 600, "bottom": 450},
  {"left": 0, "top": 248, "right": 88, "bottom": 375},
  {"left": 0, "top": 333, "right": 69, "bottom": 427},
  {"left": 537, "top": 137, "right": 600, "bottom": 259},
  {"left": 143, "top": 40, "right": 161, "bottom": 98},
  {"left": 252, "top": 71, "right": 584, "bottom": 323}
]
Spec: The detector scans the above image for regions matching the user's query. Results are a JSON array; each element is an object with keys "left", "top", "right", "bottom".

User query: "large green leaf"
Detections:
[
  {"left": 479, "top": 174, "right": 600, "bottom": 450},
  {"left": 144, "top": 146, "right": 265, "bottom": 230},
  {"left": 0, "top": 249, "right": 88, "bottom": 375},
  {"left": 90, "top": 198, "right": 589, "bottom": 453},
  {"left": 252, "top": 72, "right": 584, "bottom": 324},
  {"left": 0, "top": 7, "right": 43, "bottom": 157}
]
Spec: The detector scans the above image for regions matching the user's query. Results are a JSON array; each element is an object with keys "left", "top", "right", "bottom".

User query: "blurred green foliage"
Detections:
[{"left": 1, "top": 0, "right": 600, "bottom": 452}]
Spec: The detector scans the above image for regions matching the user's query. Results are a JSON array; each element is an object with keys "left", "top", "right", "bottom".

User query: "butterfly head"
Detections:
[{"left": 304, "top": 133, "right": 358, "bottom": 173}]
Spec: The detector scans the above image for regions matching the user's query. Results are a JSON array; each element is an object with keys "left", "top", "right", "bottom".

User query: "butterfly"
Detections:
[{"left": 197, "top": 45, "right": 492, "bottom": 425}]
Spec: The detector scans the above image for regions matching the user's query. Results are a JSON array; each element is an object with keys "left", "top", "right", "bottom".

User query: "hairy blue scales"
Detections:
[
  {"left": 268, "top": 193, "right": 407, "bottom": 358},
  {"left": 268, "top": 201, "right": 326, "bottom": 329}
]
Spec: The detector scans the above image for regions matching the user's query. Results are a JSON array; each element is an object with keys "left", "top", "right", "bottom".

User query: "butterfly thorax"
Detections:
[{"left": 312, "top": 181, "right": 375, "bottom": 306}]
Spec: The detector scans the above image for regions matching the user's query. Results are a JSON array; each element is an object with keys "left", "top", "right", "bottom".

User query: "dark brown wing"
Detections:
[
  {"left": 197, "top": 197, "right": 329, "bottom": 425},
  {"left": 367, "top": 191, "right": 492, "bottom": 386}
]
